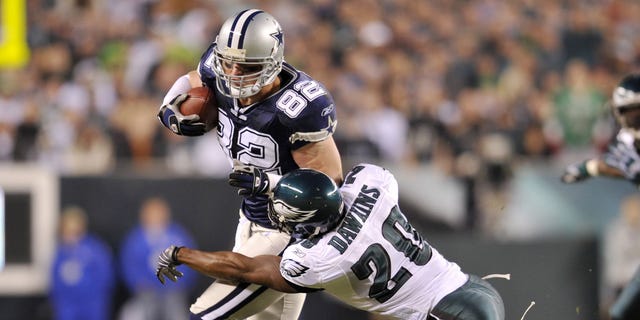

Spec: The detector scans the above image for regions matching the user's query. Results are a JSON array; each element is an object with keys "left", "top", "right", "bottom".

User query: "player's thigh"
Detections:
[
  {"left": 430, "top": 275, "right": 505, "bottom": 320},
  {"left": 237, "top": 225, "right": 292, "bottom": 257}
]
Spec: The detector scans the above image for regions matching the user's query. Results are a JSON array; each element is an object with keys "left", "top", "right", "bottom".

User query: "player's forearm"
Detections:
[
  {"left": 177, "top": 247, "right": 250, "bottom": 283},
  {"left": 176, "top": 248, "right": 297, "bottom": 293},
  {"left": 162, "top": 74, "right": 192, "bottom": 105},
  {"left": 594, "top": 159, "right": 626, "bottom": 178}
]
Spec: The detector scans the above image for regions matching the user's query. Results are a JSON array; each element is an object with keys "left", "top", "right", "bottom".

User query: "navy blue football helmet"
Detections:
[{"left": 268, "top": 169, "right": 344, "bottom": 239}]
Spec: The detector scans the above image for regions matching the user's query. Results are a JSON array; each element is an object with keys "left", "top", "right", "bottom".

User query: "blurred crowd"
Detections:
[
  {"left": 2, "top": 0, "right": 639, "bottom": 176},
  {"left": 0, "top": 0, "right": 638, "bottom": 208}
]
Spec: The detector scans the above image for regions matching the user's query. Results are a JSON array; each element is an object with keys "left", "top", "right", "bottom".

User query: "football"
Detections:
[{"left": 180, "top": 86, "right": 219, "bottom": 131}]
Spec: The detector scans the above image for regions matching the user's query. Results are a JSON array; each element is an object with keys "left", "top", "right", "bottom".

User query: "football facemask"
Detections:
[{"left": 212, "top": 9, "right": 284, "bottom": 99}]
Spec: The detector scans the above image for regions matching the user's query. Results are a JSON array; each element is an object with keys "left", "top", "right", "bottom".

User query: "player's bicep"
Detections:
[
  {"left": 283, "top": 279, "right": 324, "bottom": 293},
  {"left": 244, "top": 255, "right": 299, "bottom": 293},
  {"left": 292, "top": 136, "right": 343, "bottom": 184},
  {"left": 279, "top": 256, "right": 325, "bottom": 293},
  {"left": 598, "top": 160, "right": 626, "bottom": 178},
  {"left": 188, "top": 70, "right": 203, "bottom": 87}
]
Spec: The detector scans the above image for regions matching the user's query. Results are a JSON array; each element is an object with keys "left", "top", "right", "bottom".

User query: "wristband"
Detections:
[
  {"left": 172, "top": 246, "right": 184, "bottom": 264},
  {"left": 585, "top": 159, "right": 599, "bottom": 176},
  {"left": 266, "top": 172, "right": 282, "bottom": 192}
]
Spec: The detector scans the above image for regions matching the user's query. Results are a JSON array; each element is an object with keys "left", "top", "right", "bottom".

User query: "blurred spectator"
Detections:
[
  {"left": 473, "top": 132, "right": 515, "bottom": 234},
  {"left": 602, "top": 195, "right": 640, "bottom": 315},
  {"left": 62, "top": 121, "right": 115, "bottom": 175},
  {"left": 118, "top": 196, "right": 196, "bottom": 320},
  {"left": 49, "top": 206, "right": 115, "bottom": 320},
  {"left": 360, "top": 87, "right": 409, "bottom": 164},
  {"left": 552, "top": 59, "right": 607, "bottom": 149},
  {"left": 108, "top": 92, "right": 165, "bottom": 170},
  {"left": 12, "top": 103, "right": 41, "bottom": 162},
  {"left": 560, "top": 8, "right": 604, "bottom": 67}
]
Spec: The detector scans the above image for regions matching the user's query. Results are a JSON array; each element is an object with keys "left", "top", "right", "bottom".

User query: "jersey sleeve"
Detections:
[
  {"left": 197, "top": 42, "right": 217, "bottom": 88},
  {"left": 278, "top": 80, "right": 337, "bottom": 150},
  {"left": 604, "top": 130, "right": 640, "bottom": 182},
  {"left": 279, "top": 244, "right": 325, "bottom": 292},
  {"left": 342, "top": 164, "right": 399, "bottom": 204}
]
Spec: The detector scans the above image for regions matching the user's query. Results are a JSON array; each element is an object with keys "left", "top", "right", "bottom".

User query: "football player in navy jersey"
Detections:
[
  {"left": 157, "top": 8, "right": 342, "bottom": 320},
  {"left": 562, "top": 73, "right": 640, "bottom": 320},
  {"left": 156, "top": 164, "right": 505, "bottom": 320}
]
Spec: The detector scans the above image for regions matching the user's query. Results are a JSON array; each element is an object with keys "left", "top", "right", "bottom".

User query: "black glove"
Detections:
[
  {"left": 561, "top": 161, "right": 590, "bottom": 183},
  {"left": 228, "top": 163, "right": 271, "bottom": 197},
  {"left": 156, "top": 245, "right": 184, "bottom": 285},
  {"left": 157, "top": 93, "right": 207, "bottom": 136}
]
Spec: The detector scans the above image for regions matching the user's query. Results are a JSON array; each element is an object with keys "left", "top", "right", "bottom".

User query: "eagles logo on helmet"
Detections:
[
  {"left": 611, "top": 74, "right": 640, "bottom": 139},
  {"left": 268, "top": 169, "right": 345, "bottom": 239},
  {"left": 270, "top": 200, "right": 317, "bottom": 223}
]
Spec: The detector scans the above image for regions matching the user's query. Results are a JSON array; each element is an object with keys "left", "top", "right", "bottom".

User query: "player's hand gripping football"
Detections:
[
  {"left": 228, "top": 162, "right": 272, "bottom": 197},
  {"left": 157, "top": 93, "right": 207, "bottom": 136},
  {"left": 561, "top": 161, "right": 591, "bottom": 183},
  {"left": 156, "top": 245, "right": 184, "bottom": 285}
]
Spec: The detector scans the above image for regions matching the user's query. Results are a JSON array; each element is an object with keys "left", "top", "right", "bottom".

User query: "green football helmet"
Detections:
[
  {"left": 611, "top": 74, "right": 640, "bottom": 138},
  {"left": 268, "top": 169, "right": 344, "bottom": 239}
]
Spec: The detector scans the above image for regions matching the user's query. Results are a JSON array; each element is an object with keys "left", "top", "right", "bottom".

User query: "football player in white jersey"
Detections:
[
  {"left": 157, "top": 164, "right": 505, "bottom": 319},
  {"left": 562, "top": 73, "right": 640, "bottom": 320}
]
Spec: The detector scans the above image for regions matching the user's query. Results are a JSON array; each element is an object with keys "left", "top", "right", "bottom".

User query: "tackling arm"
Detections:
[
  {"left": 177, "top": 247, "right": 299, "bottom": 293},
  {"left": 562, "top": 158, "right": 625, "bottom": 183},
  {"left": 292, "top": 136, "right": 343, "bottom": 185},
  {"left": 595, "top": 159, "right": 626, "bottom": 178}
]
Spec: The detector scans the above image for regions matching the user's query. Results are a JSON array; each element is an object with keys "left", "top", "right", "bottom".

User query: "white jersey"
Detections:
[
  {"left": 605, "top": 129, "right": 640, "bottom": 181},
  {"left": 279, "top": 164, "right": 468, "bottom": 319}
]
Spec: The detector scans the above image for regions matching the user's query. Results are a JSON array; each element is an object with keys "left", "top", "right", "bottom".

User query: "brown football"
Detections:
[{"left": 180, "top": 86, "right": 218, "bottom": 131}]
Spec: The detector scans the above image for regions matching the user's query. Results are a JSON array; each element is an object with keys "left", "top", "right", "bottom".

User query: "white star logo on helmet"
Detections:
[
  {"left": 271, "top": 199, "right": 317, "bottom": 222},
  {"left": 271, "top": 30, "right": 283, "bottom": 46}
]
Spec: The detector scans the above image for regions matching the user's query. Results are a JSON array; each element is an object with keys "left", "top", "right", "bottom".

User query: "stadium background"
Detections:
[{"left": 1, "top": 0, "right": 640, "bottom": 319}]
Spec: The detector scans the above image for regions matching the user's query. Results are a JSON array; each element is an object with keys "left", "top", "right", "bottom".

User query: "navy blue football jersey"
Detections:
[{"left": 197, "top": 44, "right": 338, "bottom": 227}]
